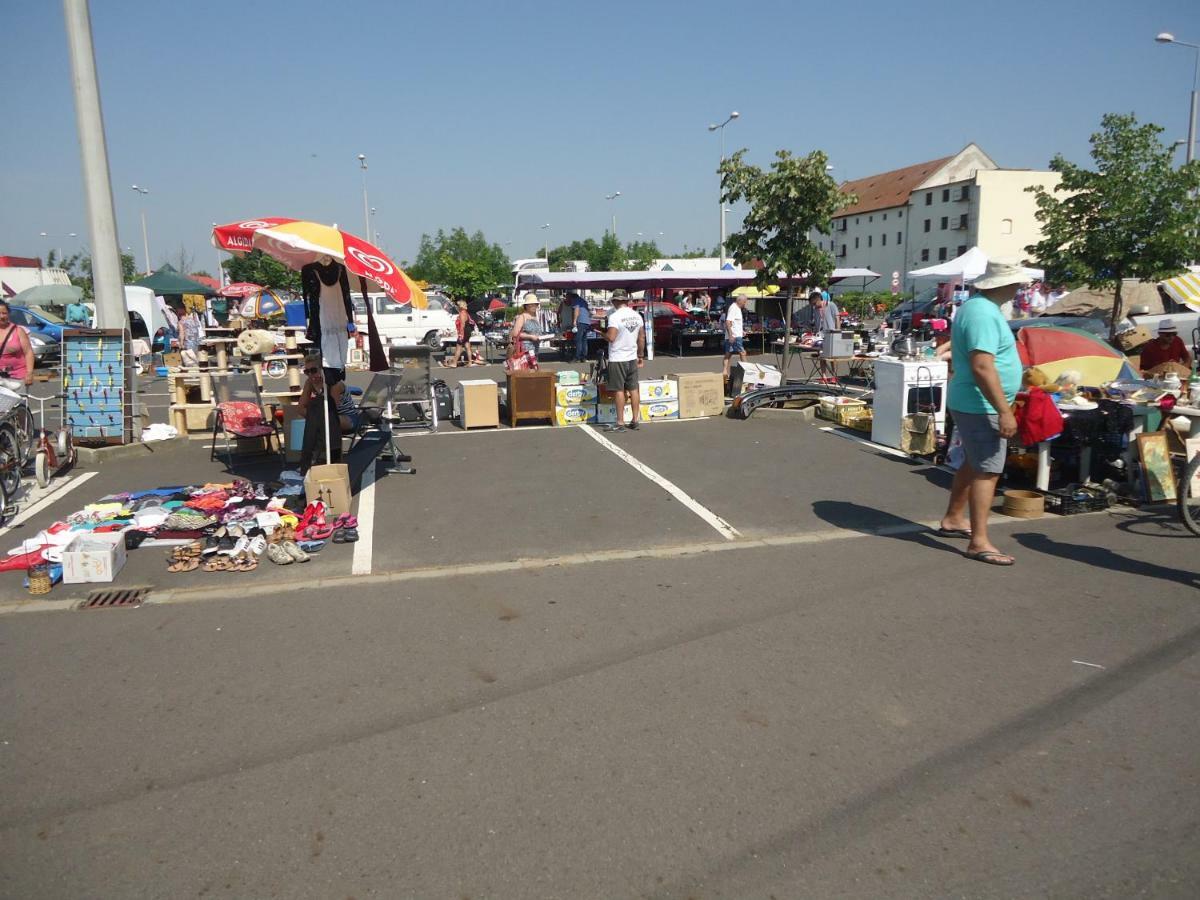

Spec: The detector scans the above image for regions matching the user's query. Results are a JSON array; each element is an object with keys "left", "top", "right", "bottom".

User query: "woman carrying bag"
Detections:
[{"left": 506, "top": 293, "right": 543, "bottom": 372}]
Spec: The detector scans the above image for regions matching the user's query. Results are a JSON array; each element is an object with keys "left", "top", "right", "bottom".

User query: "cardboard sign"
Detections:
[{"left": 304, "top": 463, "right": 352, "bottom": 517}]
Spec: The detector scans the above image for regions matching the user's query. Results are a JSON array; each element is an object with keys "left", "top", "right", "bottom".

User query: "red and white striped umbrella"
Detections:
[{"left": 219, "top": 282, "right": 264, "bottom": 299}]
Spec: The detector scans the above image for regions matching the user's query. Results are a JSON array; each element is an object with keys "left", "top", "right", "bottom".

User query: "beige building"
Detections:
[{"left": 814, "top": 145, "right": 1060, "bottom": 293}]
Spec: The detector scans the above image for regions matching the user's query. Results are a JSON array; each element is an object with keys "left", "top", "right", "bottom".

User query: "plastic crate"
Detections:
[{"left": 1038, "top": 487, "right": 1110, "bottom": 515}]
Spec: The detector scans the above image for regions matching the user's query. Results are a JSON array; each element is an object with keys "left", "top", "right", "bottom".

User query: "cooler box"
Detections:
[
  {"left": 672, "top": 372, "right": 724, "bottom": 419},
  {"left": 456, "top": 379, "right": 500, "bottom": 429}
]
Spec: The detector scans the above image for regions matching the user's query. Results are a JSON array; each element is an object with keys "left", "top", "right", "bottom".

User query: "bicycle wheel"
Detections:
[
  {"left": 0, "top": 424, "right": 21, "bottom": 500},
  {"left": 35, "top": 450, "right": 50, "bottom": 489},
  {"left": 1178, "top": 453, "right": 1200, "bottom": 537},
  {"left": 10, "top": 404, "right": 35, "bottom": 464}
]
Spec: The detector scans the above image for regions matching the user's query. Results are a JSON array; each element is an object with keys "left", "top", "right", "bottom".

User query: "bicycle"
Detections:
[
  {"left": 26, "top": 393, "right": 75, "bottom": 489},
  {"left": 0, "top": 378, "right": 35, "bottom": 521},
  {"left": 1179, "top": 446, "right": 1200, "bottom": 536}
]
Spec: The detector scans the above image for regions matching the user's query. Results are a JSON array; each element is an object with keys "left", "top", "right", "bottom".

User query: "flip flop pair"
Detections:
[{"left": 964, "top": 550, "right": 1016, "bottom": 567}]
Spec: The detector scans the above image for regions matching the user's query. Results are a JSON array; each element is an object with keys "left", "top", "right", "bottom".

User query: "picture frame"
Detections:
[{"left": 1136, "top": 432, "right": 1177, "bottom": 502}]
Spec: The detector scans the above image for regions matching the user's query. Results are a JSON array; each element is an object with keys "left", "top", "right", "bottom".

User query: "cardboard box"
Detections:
[
  {"left": 456, "top": 379, "right": 500, "bottom": 429},
  {"left": 555, "top": 383, "right": 598, "bottom": 406},
  {"left": 638, "top": 378, "right": 678, "bottom": 402},
  {"left": 554, "top": 403, "right": 598, "bottom": 426},
  {"left": 672, "top": 372, "right": 725, "bottom": 419},
  {"left": 304, "top": 463, "right": 352, "bottom": 517},
  {"left": 280, "top": 403, "right": 305, "bottom": 463},
  {"left": 642, "top": 399, "right": 679, "bottom": 420},
  {"left": 728, "top": 361, "right": 781, "bottom": 396},
  {"left": 62, "top": 533, "right": 127, "bottom": 584},
  {"left": 596, "top": 402, "right": 634, "bottom": 425},
  {"left": 1118, "top": 326, "right": 1152, "bottom": 351},
  {"left": 556, "top": 370, "right": 583, "bottom": 386}
]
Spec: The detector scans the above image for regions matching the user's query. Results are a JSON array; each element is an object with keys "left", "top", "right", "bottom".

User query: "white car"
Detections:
[{"left": 354, "top": 292, "right": 458, "bottom": 350}]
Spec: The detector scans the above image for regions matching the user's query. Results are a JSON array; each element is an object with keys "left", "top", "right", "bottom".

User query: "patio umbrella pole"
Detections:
[
  {"left": 323, "top": 375, "right": 332, "bottom": 468},
  {"left": 782, "top": 287, "right": 795, "bottom": 379}
]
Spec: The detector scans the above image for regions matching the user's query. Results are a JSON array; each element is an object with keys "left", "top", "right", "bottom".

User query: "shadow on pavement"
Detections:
[
  {"left": 1108, "top": 509, "right": 1194, "bottom": 541},
  {"left": 810, "top": 499, "right": 955, "bottom": 556},
  {"left": 1012, "top": 531, "right": 1199, "bottom": 588}
]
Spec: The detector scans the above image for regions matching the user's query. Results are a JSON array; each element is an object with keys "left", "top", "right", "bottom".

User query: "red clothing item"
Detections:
[
  {"left": 1015, "top": 387, "right": 1064, "bottom": 446},
  {"left": 1140, "top": 336, "right": 1190, "bottom": 373}
]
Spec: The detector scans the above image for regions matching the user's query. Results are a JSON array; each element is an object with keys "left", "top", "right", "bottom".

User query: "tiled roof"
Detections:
[{"left": 833, "top": 155, "right": 953, "bottom": 218}]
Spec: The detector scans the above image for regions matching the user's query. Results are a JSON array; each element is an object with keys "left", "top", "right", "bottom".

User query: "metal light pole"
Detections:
[
  {"left": 1157, "top": 32, "right": 1199, "bottom": 164},
  {"left": 211, "top": 222, "right": 223, "bottom": 288},
  {"left": 130, "top": 185, "right": 150, "bottom": 273},
  {"left": 605, "top": 192, "right": 621, "bottom": 241},
  {"left": 540, "top": 223, "right": 551, "bottom": 260},
  {"left": 63, "top": 0, "right": 124, "bottom": 329},
  {"left": 357, "top": 153, "right": 371, "bottom": 242},
  {"left": 708, "top": 110, "right": 739, "bottom": 267},
  {"left": 38, "top": 232, "right": 77, "bottom": 266}
]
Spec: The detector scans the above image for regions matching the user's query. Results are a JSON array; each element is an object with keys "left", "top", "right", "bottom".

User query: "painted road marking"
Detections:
[
  {"left": 578, "top": 424, "right": 741, "bottom": 541},
  {"left": 352, "top": 459, "right": 377, "bottom": 575},
  {"left": 0, "top": 471, "right": 98, "bottom": 538}
]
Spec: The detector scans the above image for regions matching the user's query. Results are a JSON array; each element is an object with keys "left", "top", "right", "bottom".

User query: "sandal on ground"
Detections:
[
  {"left": 965, "top": 550, "right": 1015, "bottom": 566},
  {"left": 203, "top": 556, "right": 232, "bottom": 572},
  {"left": 303, "top": 525, "right": 335, "bottom": 541},
  {"left": 167, "top": 555, "right": 199, "bottom": 573},
  {"left": 933, "top": 527, "right": 972, "bottom": 539}
]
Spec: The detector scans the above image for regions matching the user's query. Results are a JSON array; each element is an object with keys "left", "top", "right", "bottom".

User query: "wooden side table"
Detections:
[{"left": 506, "top": 371, "right": 555, "bottom": 426}]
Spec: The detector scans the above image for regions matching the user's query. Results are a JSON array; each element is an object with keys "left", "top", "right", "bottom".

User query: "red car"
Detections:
[{"left": 628, "top": 300, "right": 707, "bottom": 347}]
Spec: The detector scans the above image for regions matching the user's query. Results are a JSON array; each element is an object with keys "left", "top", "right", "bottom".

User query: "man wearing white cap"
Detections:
[
  {"left": 936, "top": 261, "right": 1026, "bottom": 566},
  {"left": 1138, "top": 319, "right": 1191, "bottom": 375}
]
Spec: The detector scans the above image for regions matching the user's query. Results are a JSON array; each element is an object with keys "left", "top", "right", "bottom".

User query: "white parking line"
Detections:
[
  {"left": 0, "top": 471, "right": 98, "bottom": 537},
  {"left": 351, "top": 460, "right": 376, "bottom": 575},
  {"left": 579, "top": 424, "right": 741, "bottom": 541}
]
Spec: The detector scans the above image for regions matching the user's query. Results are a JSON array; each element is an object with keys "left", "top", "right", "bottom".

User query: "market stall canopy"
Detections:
[
  {"left": 188, "top": 274, "right": 221, "bottom": 292},
  {"left": 1043, "top": 281, "right": 1164, "bottom": 320},
  {"left": 907, "top": 247, "right": 1044, "bottom": 283},
  {"left": 11, "top": 284, "right": 83, "bottom": 307},
  {"left": 1161, "top": 270, "right": 1200, "bottom": 313},
  {"left": 238, "top": 289, "right": 291, "bottom": 319},
  {"left": 220, "top": 282, "right": 264, "bottom": 299},
  {"left": 519, "top": 267, "right": 877, "bottom": 292},
  {"left": 132, "top": 266, "right": 216, "bottom": 297},
  {"left": 1015, "top": 325, "right": 1138, "bottom": 385}
]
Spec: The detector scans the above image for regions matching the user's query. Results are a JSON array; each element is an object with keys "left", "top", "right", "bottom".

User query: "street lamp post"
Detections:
[
  {"left": 1157, "top": 32, "right": 1199, "bottom": 164},
  {"left": 130, "top": 185, "right": 150, "bottom": 274},
  {"left": 357, "top": 154, "right": 372, "bottom": 242},
  {"left": 370, "top": 207, "right": 378, "bottom": 246},
  {"left": 38, "top": 232, "right": 78, "bottom": 266},
  {"left": 708, "top": 111, "right": 739, "bottom": 267},
  {"left": 605, "top": 192, "right": 621, "bottom": 241},
  {"left": 540, "top": 223, "right": 551, "bottom": 261}
]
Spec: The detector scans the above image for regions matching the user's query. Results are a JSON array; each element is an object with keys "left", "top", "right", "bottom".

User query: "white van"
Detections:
[{"left": 354, "top": 291, "right": 458, "bottom": 350}]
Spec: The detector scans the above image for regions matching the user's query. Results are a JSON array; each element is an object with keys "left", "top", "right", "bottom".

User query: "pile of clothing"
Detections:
[{"left": 1, "top": 473, "right": 359, "bottom": 581}]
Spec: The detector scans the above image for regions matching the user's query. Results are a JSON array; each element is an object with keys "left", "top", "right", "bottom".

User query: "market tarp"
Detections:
[
  {"left": 132, "top": 268, "right": 216, "bottom": 297},
  {"left": 1161, "top": 271, "right": 1200, "bottom": 313},
  {"left": 1015, "top": 325, "right": 1138, "bottom": 385},
  {"left": 1043, "top": 281, "right": 1164, "bottom": 320},
  {"left": 908, "top": 246, "right": 1044, "bottom": 283},
  {"left": 518, "top": 267, "right": 876, "bottom": 293},
  {"left": 12, "top": 284, "right": 83, "bottom": 306}
]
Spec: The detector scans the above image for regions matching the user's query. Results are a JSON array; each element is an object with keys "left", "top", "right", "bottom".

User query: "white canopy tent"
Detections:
[{"left": 907, "top": 246, "right": 1043, "bottom": 283}]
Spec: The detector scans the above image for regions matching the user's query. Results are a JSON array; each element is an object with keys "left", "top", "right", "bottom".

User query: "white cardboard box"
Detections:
[
  {"left": 638, "top": 379, "right": 678, "bottom": 402},
  {"left": 732, "top": 361, "right": 782, "bottom": 394},
  {"left": 596, "top": 402, "right": 634, "bottom": 424},
  {"left": 62, "top": 533, "right": 127, "bottom": 584}
]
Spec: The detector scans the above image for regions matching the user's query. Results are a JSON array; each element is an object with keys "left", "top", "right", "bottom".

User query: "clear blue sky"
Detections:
[{"left": 2, "top": 0, "right": 1197, "bottom": 274}]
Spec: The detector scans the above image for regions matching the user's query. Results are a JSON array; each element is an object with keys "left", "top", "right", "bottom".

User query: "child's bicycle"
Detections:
[{"left": 26, "top": 393, "right": 75, "bottom": 489}]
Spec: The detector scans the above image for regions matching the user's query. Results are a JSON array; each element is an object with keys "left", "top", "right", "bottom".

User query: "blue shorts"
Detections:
[
  {"left": 950, "top": 410, "right": 1007, "bottom": 474},
  {"left": 724, "top": 337, "right": 745, "bottom": 354}
]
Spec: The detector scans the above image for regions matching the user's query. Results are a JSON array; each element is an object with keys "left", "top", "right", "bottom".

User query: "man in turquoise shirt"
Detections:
[{"left": 938, "top": 261, "right": 1026, "bottom": 566}]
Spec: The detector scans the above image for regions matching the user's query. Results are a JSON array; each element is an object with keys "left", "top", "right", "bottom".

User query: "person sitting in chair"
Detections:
[{"left": 297, "top": 354, "right": 357, "bottom": 472}]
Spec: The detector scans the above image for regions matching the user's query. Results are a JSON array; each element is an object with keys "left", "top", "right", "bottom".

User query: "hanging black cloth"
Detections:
[{"left": 300, "top": 260, "right": 353, "bottom": 351}]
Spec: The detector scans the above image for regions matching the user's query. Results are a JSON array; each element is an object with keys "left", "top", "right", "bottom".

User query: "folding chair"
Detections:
[
  {"left": 209, "top": 367, "right": 283, "bottom": 464},
  {"left": 345, "top": 372, "right": 415, "bottom": 474}
]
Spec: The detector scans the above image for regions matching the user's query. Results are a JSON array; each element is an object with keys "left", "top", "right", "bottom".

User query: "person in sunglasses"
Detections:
[{"left": 297, "top": 353, "right": 357, "bottom": 472}]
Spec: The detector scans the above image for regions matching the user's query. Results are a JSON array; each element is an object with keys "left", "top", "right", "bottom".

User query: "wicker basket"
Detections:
[{"left": 27, "top": 564, "right": 52, "bottom": 595}]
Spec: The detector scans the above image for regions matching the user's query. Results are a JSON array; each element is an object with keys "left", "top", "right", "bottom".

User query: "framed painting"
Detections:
[{"left": 1136, "top": 432, "right": 1177, "bottom": 502}]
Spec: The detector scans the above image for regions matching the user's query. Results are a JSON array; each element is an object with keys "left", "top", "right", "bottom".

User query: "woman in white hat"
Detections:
[
  {"left": 1139, "top": 319, "right": 1191, "bottom": 375},
  {"left": 509, "top": 292, "right": 544, "bottom": 364}
]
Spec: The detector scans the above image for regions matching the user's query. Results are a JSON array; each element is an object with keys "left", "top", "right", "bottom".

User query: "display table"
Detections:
[{"left": 771, "top": 339, "right": 874, "bottom": 383}]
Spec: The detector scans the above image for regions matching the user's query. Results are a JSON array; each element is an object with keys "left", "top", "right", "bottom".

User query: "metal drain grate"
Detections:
[{"left": 80, "top": 588, "right": 149, "bottom": 610}]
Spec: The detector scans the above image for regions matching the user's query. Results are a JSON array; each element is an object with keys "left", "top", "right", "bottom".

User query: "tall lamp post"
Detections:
[
  {"left": 370, "top": 206, "right": 378, "bottom": 245},
  {"left": 1157, "top": 32, "right": 1199, "bottom": 165},
  {"left": 708, "top": 110, "right": 739, "bottom": 267},
  {"left": 357, "top": 154, "right": 371, "bottom": 242},
  {"left": 605, "top": 192, "right": 621, "bottom": 241},
  {"left": 130, "top": 184, "right": 150, "bottom": 274},
  {"left": 38, "top": 232, "right": 78, "bottom": 266},
  {"left": 540, "top": 223, "right": 551, "bottom": 261}
]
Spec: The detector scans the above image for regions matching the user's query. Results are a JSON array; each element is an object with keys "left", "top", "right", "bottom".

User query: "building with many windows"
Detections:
[{"left": 813, "top": 145, "right": 1060, "bottom": 293}]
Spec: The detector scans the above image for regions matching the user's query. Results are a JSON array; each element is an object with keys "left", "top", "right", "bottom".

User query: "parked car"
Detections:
[
  {"left": 353, "top": 291, "right": 458, "bottom": 350},
  {"left": 885, "top": 296, "right": 938, "bottom": 331},
  {"left": 628, "top": 300, "right": 719, "bottom": 351}
]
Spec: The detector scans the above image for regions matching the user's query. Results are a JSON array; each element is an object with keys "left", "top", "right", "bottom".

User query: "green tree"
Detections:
[
  {"left": 720, "top": 147, "right": 853, "bottom": 369},
  {"left": 408, "top": 227, "right": 510, "bottom": 292},
  {"left": 1026, "top": 112, "right": 1200, "bottom": 338},
  {"left": 52, "top": 249, "right": 138, "bottom": 299},
  {"left": 624, "top": 239, "right": 662, "bottom": 270},
  {"left": 222, "top": 250, "right": 302, "bottom": 292}
]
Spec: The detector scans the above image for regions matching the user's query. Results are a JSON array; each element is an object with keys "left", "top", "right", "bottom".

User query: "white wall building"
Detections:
[
  {"left": 0, "top": 256, "right": 72, "bottom": 298},
  {"left": 814, "top": 145, "right": 1061, "bottom": 294}
]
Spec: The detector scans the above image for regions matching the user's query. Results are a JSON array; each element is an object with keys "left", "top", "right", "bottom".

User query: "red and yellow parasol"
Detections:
[
  {"left": 211, "top": 218, "right": 426, "bottom": 307},
  {"left": 1015, "top": 325, "right": 1139, "bottom": 385}
]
